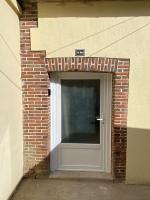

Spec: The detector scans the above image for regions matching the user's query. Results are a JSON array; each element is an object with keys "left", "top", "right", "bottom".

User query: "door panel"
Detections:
[
  {"left": 59, "top": 77, "right": 103, "bottom": 171},
  {"left": 61, "top": 79, "right": 100, "bottom": 144},
  {"left": 59, "top": 144, "right": 102, "bottom": 171}
]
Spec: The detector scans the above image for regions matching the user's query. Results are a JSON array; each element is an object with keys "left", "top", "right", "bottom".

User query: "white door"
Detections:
[{"left": 50, "top": 73, "right": 111, "bottom": 173}]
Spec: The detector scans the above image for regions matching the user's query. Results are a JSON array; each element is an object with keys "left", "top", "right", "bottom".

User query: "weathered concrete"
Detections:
[
  {"left": 49, "top": 171, "right": 113, "bottom": 180},
  {"left": 11, "top": 178, "right": 150, "bottom": 200}
]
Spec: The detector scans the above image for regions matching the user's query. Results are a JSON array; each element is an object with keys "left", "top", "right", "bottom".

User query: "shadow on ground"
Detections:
[{"left": 11, "top": 178, "right": 150, "bottom": 200}]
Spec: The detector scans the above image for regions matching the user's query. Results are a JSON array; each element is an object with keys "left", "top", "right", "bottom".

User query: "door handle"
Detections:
[
  {"left": 96, "top": 118, "right": 103, "bottom": 121},
  {"left": 96, "top": 115, "right": 104, "bottom": 124},
  {"left": 96, "top": 116, "right": 103, "bottom": 121}
]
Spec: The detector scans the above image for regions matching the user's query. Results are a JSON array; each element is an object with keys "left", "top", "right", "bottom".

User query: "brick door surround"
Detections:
[
  {"left": 20, "top": 2, "right": 130, "bottom": 179},
  {"left": 47, "top": 57, "right": 129, "bottom": 179}
]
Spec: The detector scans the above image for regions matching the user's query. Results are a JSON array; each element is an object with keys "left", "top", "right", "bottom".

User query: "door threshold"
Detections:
[{"left": 49, "top": 171, "right": 113, "bottom": 181}]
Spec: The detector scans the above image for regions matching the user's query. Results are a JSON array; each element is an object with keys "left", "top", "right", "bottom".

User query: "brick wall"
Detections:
[
  {"left": 20, "top": 1, "right": 129, "bottom": 179},
  {"left": 20, "top": 2, "right": 50, "bottom": 176}
]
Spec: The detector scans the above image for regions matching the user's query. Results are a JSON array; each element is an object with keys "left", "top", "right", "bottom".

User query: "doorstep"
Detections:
[{"left": 49, "top": 171, "right": 113, "bottom": 181}]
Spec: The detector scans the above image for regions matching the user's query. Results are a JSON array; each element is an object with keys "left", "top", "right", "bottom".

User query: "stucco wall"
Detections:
[
  {"left": 31, "top": 1, "right": 150, "bottom": 183},
  {"left": 0, "top": 0, "right": 23, "bottom": 199}
]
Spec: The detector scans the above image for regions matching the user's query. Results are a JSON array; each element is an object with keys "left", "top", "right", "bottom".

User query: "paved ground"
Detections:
[{"left": 11, "top": 178, "right": 150, "bottom": 200}]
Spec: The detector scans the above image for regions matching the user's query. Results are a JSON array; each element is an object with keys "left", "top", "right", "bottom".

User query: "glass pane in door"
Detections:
[{"left": 61, "top": 79, "right": 100, "bottom": 144}]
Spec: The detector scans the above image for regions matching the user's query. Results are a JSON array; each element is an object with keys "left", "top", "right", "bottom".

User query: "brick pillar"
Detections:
[
  {"left": 112, "top": 59, "right": 129, "bottom": 179},
  {"left": 20, "top": 2, "right": 50, "bottom": 176}
]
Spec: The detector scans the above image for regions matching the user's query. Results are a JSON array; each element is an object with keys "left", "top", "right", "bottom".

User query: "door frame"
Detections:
[{"left": 50, "top": 72, "right": 112, "bottom": 173}]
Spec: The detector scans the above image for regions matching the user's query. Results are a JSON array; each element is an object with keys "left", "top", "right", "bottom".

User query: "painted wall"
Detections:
[
  {"left": 0, "top": 0, "right": 23, "bottom": 199},
  {"left": 31, "top": 1, "right": 150, "bottom": 183}
]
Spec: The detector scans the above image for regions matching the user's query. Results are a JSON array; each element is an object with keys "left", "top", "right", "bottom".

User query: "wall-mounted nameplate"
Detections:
[{"left": 75, "top": 49, "right": 85, "bottom": 56}]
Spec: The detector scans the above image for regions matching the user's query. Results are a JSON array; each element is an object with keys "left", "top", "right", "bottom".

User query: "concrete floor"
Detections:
[{"left": 11, "top": 178, "right": 150, "bottom": 200}]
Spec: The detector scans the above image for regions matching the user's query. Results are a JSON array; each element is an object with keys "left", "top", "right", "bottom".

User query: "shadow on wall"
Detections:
[
  {"left": 38, "top": 1, "right": 150, "bottom": 18},
  {"left": 126, "top": 127, "right": 150, "bottom": 182},
  {"left": 24, "top": 125, "right": 150, "bottom": 180}
]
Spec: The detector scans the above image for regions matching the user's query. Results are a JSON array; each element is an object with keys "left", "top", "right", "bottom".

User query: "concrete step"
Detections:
[{"left": 49, "top": 171, "right": 114, "bottom": 181}]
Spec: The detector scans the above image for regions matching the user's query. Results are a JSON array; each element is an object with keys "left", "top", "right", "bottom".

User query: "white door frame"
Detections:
[{"left": 50, "top": 72, "right": 112, "bottom": 173}]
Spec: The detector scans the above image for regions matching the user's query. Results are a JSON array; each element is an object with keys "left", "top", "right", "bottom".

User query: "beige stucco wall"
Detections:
[
  {"left": 31, "top": 1, "right": 150, "bottom": 184},
  {"left": 0, "top": 0, "right": 23, "bottom": 199}
]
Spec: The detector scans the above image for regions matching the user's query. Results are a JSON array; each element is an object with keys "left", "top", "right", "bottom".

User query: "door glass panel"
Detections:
[{"left": 61, "top": 79, "right": 100, "bottom": 144}]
